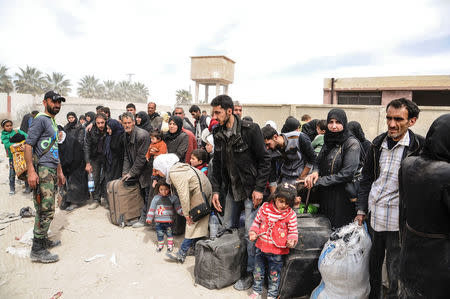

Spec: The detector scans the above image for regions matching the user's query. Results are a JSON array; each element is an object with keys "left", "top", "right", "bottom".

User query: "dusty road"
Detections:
[{"left": 0, "top": 149, "right": 250, "bottom": 299}]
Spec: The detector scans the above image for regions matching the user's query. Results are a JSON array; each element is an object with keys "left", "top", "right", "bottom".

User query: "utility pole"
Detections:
[{"left": 126, "top": 73, "right": 135, "bottom": 82}]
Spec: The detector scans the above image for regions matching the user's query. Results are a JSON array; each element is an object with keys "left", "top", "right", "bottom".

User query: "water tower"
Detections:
[{"left": 190, "top": 55, "right": 235, "bottom": 103}]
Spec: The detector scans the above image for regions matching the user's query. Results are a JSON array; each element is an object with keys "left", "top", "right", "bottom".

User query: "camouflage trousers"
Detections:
[{"left": 33, "top": 166, "right": 57, "bottom": 239}]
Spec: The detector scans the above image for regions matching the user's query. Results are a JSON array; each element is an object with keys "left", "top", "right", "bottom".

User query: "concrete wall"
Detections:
[
  {"left": 179, "top": 103, "right": 450, "bottom": 141},
  {"left": 381, "top": 91, "right": 412, "bottom": 105}
]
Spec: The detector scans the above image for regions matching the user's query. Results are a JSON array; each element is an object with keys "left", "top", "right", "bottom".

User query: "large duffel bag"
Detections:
[
  {"left": 278, "top": 189, "right": 331, "bottom": 299},
  {"left": 194, "top": 228, "right": 247, "bottom": 289},
  {"left": 106, "top": 179, "right": 143, "bottom": 227}
]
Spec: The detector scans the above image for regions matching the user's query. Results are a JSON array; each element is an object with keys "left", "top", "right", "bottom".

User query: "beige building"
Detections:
[
  {"left": 190, "top": 55, "right": 235, "bottom": 103},
  {"left": 323, "top": 75, "right": 450, "bottom": 106}
]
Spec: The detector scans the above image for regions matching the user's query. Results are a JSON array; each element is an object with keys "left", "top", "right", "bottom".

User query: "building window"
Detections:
[{"left": 338, "top": 92, "right": 381, "bottom": 105}]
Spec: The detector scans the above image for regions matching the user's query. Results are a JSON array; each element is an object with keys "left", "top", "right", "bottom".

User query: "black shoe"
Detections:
[
  {"left": 30, "top": 238, "right": 59, "bottom": 263},
  {"left": 43, "top": 238, "right": 61, "bottom": 249},
  {"left": 165, "top": 252, "right": 185, "bottom": 263},
  {"left": 22, "top": 187, "right": 31, "bottom": 194},
  {"left": 233, "top": 273, "right": 253, "bottom": 291}
]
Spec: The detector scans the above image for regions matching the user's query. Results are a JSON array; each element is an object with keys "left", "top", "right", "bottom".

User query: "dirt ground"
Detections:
[{"left": 0, "top": 149, "right": 251, "bottom": 299}]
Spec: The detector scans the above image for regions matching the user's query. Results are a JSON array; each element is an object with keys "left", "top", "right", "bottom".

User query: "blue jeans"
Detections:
[
  {"left": 9, "top": 158, "right": 15, "bottom": 192},
  {"left": 224, "top": 193, "right": 259, "bottom": 273},
  {"left": 253, "top": 248, "right": 284, "bottom": 298},
  {"left": 155, "top": 222, "right": 173, "bottom": 242},
  {"left": 179, "top": 237, "right": 201, "bottom": 256}
]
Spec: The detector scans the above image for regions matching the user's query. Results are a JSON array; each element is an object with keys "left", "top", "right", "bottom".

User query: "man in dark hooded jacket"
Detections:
[{"left": 398, "top": 113, "right": 450, "bottom": 299}]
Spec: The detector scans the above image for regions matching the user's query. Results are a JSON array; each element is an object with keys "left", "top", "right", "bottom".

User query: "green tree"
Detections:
[
  {"left": 14, "top": 65, "right": 46, "bottom": 96},
  {"left": 133, "top": 82, "right": 149, "bottom": 102},
  {"left": 103, "top": 80, "right": 116, "bottom": 100},
  {"left": 44, "top": 72, "right": 72, "bottom": 96},
  {"left": 77, "top": 75, "right": 104, "bottom": 98},
  {"left": 175, "top": 89, "right": 192, "bottom": 105},
  {"left": 0, "top": 65, "right": 14, "bottom": 94}
]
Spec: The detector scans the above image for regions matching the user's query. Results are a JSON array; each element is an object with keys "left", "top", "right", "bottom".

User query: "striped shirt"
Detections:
[
  {"left": 250, "top": 202, "right": 298, "bottom": 255},
  {"left": 368, "top": 131, "right": 410, "bottom": 232},
  {"left": 146, "top": 195, "right": 183, "bottom": 224}
]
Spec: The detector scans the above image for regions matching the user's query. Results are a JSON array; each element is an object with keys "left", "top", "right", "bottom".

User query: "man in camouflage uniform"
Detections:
[{"left": 24, "top": 91, "right": 66, "bottom": 263}]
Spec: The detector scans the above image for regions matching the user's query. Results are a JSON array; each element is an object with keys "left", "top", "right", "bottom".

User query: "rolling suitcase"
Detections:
[
  {"left": 278, "top": 189, "right": 331, "bottom": 299},
  {"left": 106, "top": 179, "right": 143, "bottom": 227},
  {"left": 194, "top": 228, "right": 247, "bottom": 289}
]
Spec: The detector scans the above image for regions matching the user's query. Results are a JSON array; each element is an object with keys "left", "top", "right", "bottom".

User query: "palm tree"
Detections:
[
  {"left": 175, "top": 89, "right": 192, "bottom": 105},
  {"left": 115, "top": 80, "right": 133, "bottom": 101},
  {"left": 44, "top": 72, "right": 71, "bottom": 96},
  {"left": 0, "top": 65, "right": 14, "bottom": 94},
  {"left": 77, "top": 75, "right": 104, "bottom": 98},
  {"left": 133, "top": 82, "right": 149, "bottom": 102},
  {"left": 14, "top": 65, "right": 46, "bottom": 96},
  {"left": 103, "top": 80, "right": 116, "bottom": 100}
]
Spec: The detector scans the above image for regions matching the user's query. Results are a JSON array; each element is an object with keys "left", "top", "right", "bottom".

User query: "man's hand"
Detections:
[
  {"left": 27, "top": 169, "right": 39, "bottom": 189},
  {"left": 85, "top": 163, "right": 92, "bottom": 174},
  {"left": 186, "top": 215, "right": 194, "bottom": 226},
  {"left": 287, "top": 239, "right": 298, "bottom": 248},
  {"left": 86, "top": 123, "right": 93, "bottom": 132},
  {"left": 252, "top": 190, "right": 264, "bottom": 208},
  {"left": 121, "top": 173, "right": 131, "bottom": 182},
  {"left": 355, "top": 214, "right": 365, "bottom": 226},
  {"left": 249, "top": 230, "right": 257, "bottom": 242},
  {"left": 304, "top": 172, "right": 319, "bottom": 189},
  {"left": 57, "top": 172, "right": 66, "bottom": 186},
  {"left": 211, "top": 193, "right": 222, "bottom": 212}
]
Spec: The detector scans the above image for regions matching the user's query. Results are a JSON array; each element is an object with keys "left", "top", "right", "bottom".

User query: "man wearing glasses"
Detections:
[{"left": 24, "top": 91, "right": 66, "bottom": 263}]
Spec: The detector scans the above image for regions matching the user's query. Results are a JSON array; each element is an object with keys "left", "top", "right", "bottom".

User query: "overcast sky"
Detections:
[{"left": 1, "top": 0, "right": 449, "bottom": 105}]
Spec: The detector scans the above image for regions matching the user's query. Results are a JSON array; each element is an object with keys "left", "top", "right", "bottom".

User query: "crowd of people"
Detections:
[{"left": 1, "top": 91, "right": 449, "bottom": 298}]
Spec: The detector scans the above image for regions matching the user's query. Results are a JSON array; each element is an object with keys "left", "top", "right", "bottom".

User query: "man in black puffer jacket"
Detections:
[
  {"left": 398, "top": 113, "right": 450, "bottom": 299},
  {"left": 210, "top": 95, "right": 271, "bottom": 292}
]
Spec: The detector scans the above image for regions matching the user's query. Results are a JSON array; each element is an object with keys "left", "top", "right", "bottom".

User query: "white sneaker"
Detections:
[{"left": 132, "top": 221, "right": 145, "bottom": 228}]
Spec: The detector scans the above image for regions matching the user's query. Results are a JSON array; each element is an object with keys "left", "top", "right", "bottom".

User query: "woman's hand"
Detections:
[
  {"left": 304, "top": 172, "right": 319, "bottom": 189},
  {"left": 186, "top": 215, "right": 194, "bottom": 225}
]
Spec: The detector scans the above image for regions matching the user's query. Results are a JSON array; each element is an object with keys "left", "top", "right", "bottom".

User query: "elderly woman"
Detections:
[
  {"left": 163, "top": 116, "right": 189, "bottom": 162},
  {"left": 305, "top": 108, "right": 361, "bottom": 229},
  {"left": 153, "top": 154, "right": 211, "bottom": 263}
]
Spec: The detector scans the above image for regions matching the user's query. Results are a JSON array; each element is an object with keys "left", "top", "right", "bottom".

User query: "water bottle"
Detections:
[
  {"left": 88, "top": 173, "right": 95, "bottom": 193},
  {"left": 209, "top": 212, "right": 220, "bottom": 240}
]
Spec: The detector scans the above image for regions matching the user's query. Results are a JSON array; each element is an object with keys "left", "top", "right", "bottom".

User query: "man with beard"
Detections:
[
  {"left": 24, "top": 91, "right": 66, "bottom": 263},
  {"left": 121, "top": 112, "right": 152, "bottom": 227},
  {"left": 147, "top": 102, "right": 162, "bottom": 131},
  {"left": 84, "top": 113, "right": 108, "bottom": 210},
  {"left": 356, "top": 98, "right": 423, "bottom": 299},
  {"left": 209, "top": 95, "right": 271, "bottom": 291}
]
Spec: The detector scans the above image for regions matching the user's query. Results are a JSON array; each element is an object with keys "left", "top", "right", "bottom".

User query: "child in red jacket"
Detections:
[{"left": 248, "top": 183, "right": 298, "bottom": 299}]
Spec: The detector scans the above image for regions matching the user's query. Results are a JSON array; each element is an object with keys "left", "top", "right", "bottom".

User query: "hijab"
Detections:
[
  {"left": 108, "top": 119, "right": 124, "bottom": 136},
  {"left": 301, "top": 119, "right": 319, "bottom": 141},
  {"left": 153, "top": 153, "right": 180, "bottom": 184},
  {"left": 84, "top": 111, "right": 96, "bottom": 127},
  {"left": 136, "top": 111, "right": 152, "bottom": 132},
  {"left": 164, "top": 116, "right": 183, "bottom": 142},
  {"left": 323, "top": 108, "right": 351, "bottom": 151},
  {"left": 64, "top": 112, "right": 78, "bottom": 131},
  {"left": 347, "top": 121, "right": 367, "bottom": 144},
  {"left": 422, "top": 113, "right": 450, "bottom": 163},
  {"left": 281, "top": 116, "right": 300, "bottom": 133},
  {"left": 104, "top": 119, "right": 124, "bottom": 170}
]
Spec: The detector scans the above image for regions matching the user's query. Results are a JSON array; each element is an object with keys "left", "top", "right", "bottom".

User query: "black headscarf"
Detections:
[
  {"left": 301, "top": 119, "right": 319, "bottom": 141},
  {"left": 164, "top": 116, "right": 183, "bottom": 142},
  {"left": 84, "top": 111, "right": 96, "bottom": 126},
  {"left": 64, "top": 112, "right": 78, "bottom": 131},
  {"left": 281, "top": 116, "right": 300, "bottom": 133},
  {"left": 323, "top": 108, "right": 351, "bottom": 149},
  {"left": 347, "top": 121, "right": 366, "bottom": 143},
  {"left": 422, "top": 113, "right": 450, "bottom": 163},
  {"left": 136, "top": 111, "right": 152, "bottom": 132}
]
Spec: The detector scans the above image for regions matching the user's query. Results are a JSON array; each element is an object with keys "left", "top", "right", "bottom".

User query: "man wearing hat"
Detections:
[{"left": 24, "top": 91, "right": 66, "bottom": 263}]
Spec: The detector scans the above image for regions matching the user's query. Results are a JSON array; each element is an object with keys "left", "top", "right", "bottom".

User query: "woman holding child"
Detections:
[{"left": 152, "top": 153, "right": 211, "bottom": 263}]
